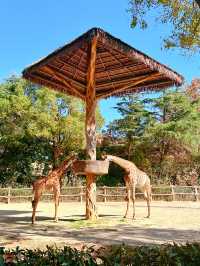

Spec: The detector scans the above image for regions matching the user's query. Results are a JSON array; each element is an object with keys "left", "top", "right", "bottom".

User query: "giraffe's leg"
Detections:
[
  {"left": 53, "top": 187, "right": 60, "bottom": 222},
  {"left": 124, "top": 188, "right": 131, "bottom": 218},
  {"left": 32, "top": 190, "right": 42, "bottom": 224},
  {"left": 146, "top": 186, "right": 151, "bottom": 218},
  {"left": 144, "top": 186, "right": 151, "bottom": 218},
  {"left": 131, "top": 184, "right": 136, "bottom": 219}
]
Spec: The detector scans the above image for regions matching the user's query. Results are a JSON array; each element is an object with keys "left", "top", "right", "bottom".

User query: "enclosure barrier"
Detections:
[{"left": 0, "top": 185, "right": 199, "bottom": 203}]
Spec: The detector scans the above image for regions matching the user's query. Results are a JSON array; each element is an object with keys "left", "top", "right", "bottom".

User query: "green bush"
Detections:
[
  {"left": 101, "top": 243, "right": 200, "bottom": 265},
  {"left": 0, "top": 246, "right": 97, "bottom": 266},
  {"left": 1, "top": 243, "right": 200, "bottom": 265}
]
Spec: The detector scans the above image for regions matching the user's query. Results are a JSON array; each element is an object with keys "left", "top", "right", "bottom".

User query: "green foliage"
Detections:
[
  {"left": 106, "top": 95, "right": 153, "bottom": 160},
  {"left": 105, "top": 90, "right": 200, "bottom": 184},
  {"left": 129, "top": 0, "right": 200, "bottom": 52},
  {"left": 2, "top": 243, "right": 200, "bottom": 265},
  {"left": 101, "top": 243, "right": 200, "bottom": 265},
  {"left": 108, "top": 95, "right": 152, "bottom": 139},
  {"left": 143, "top": 90, "right": 200, "bottom": 181},
  {"left": 0, "top": 77, "right": 104, "bottom": 186},
  {"left": 0, "top": 246, "right": 97, "bottom": 266}
]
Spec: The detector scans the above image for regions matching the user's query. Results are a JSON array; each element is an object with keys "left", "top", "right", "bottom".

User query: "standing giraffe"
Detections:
[
  {"left": 31, "top": 153, "right": 77, "bottom": 224},
  {"left": 102, "top": 154, "right": 151, "bottom": 219}
]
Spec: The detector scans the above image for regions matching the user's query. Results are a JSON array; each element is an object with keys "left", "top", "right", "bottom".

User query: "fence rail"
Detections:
[{"left": 0, "top": 185, "right": 199, "bottom": 203}]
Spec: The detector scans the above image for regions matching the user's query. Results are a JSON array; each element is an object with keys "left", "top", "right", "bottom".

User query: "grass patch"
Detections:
[
  {"left": 39, "top": 215, "right": 153, "bottom": 230},
  {"left": 66, "top": 217, "right": 128, "bottom": 229}
]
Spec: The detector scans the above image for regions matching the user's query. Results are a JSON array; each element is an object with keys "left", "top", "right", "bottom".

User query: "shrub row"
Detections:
[{"left": 1, "top": 243, "right": 200, "bottom": 265}]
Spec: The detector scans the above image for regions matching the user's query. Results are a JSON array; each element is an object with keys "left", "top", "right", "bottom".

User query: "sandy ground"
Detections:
[{"left": 1, "top": 201, "right": 200, "bottom": 249}]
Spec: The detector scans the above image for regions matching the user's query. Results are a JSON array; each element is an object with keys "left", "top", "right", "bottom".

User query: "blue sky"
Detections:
[{"left": 0, "top": 0, "right": 199, "bottom": 125}]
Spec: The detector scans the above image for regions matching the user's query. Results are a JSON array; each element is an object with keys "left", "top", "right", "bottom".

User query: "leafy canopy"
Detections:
[
  {"left": 129, "top": 0, "right": 200, "bottom": 52},
  {"left": 0, "top": 77, "right": 104, "bottom": 185},
  {"left": 104, "top": 89, "right": 200, "bottom": 184}
]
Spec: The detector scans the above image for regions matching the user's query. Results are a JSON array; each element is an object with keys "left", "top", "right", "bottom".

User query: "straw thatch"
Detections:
[{"left": 23, "top": 28, "right": 183, "bottom": 100}]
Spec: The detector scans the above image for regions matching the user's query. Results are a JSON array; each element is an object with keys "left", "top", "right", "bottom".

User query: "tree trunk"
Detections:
[
  {"left": 85, "top": 36, "right": 98, "bottom": 220},
  {"left": 158, "top": 140, "right": 165, "bottom": 180},
  {"left": 127, "top": 141, "right": 132, "bottom": 161},
  {"left": 52, "top": 144, "right": 62, "bottom": 170}
]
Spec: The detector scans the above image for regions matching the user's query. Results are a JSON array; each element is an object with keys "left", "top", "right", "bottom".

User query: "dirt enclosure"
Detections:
[{"left": 0, "top": 201, "right": 200, "bottom": 249}]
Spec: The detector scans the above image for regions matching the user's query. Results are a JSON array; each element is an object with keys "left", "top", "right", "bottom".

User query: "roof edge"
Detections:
[{"left": 22, "top": 27, "right": 184, "bottom": 87}]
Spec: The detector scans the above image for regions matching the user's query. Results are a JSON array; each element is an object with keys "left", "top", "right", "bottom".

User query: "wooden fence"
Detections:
[{"left": 0, "top": 185, "right": 200, "bottom": 203}]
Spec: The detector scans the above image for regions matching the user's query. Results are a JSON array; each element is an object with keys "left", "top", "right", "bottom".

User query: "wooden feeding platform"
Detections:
[
  {"left": 72, "top": 160, "right": 109, "bottom": 175},
  {"left": 22, "top": 27, "right": 183, "bottom": 220}
]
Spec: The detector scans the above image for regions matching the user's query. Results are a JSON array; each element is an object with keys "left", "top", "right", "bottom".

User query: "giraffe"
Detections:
[
  {"left": 31, "top": 153, "right": 77, "bottom": 224},
  {"left": 102, "top": 153, "right": 151, "bottom": 219}
]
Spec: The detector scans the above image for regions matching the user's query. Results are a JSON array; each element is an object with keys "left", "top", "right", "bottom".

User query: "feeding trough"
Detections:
[{"left": 72, "top": 160, "right": 109, "bottom": 175}]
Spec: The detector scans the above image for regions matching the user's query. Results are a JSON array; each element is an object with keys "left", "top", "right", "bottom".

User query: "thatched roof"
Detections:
[{"left": 23, "top": 28, "right": 183, "bottom": 100}]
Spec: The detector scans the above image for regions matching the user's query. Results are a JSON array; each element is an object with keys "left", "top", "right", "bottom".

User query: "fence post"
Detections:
[
  {"left": 7, "top": 187, "right": 11, "bottom": 204},
  {"left": 171, "top": 185, "right": 175, "bottom": 201},
  {"left": 193, "top": 186, "right": 198, "bottom": 201},
  {"left": 80, "top": 186, "right": 83, "bottom": 203},
  {"left": 103, "top": 186, "right": 107, "bottom": 203}
]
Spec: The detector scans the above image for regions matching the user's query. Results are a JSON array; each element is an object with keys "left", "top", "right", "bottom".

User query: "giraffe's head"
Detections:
[
  {"left": 67, "top": 152, "right": 78, "bottom": 174},
  {"left": 69, "top": 152, "right": 78, "bottom": 162},
  {"left": 101, "top": 151, "right": 107, "bottom": 160},
  {"left": 101, "top": 152, "right": 112, "bottom": 161}
]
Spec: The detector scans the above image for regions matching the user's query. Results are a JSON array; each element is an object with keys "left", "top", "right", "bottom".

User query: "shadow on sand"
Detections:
[{"left": 1, "top": 208, "right": 200, "bottom": 247}]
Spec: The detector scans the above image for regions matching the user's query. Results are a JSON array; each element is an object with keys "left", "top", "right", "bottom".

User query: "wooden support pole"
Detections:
[
  {"left": 171, "top": 185, "right": 175, "bottom": 201},
  {"left": 85, "top": 36, "right": 98, "bottom": 220},
  {"left": 194, "top": 186, "right": 198, "bottom": 201},
  {"left": 103, "top": 186, "right": 107, "bottom": 203},
  {"left": 7, "top": 187, "right": 11, "bottom": 204},
  {"left": 80, "top": 186, "right": 83, "bottom": 204}
]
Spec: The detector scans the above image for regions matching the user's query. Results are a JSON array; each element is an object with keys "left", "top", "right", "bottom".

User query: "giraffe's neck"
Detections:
[
  {"left": 59, "top": 158, "right": 74, "bottom": 175},
  {"left": 51, "top": 157, "right": 74, "bottom": 179},
  {"left": 106, "top": 155, "right": 134, "bottom": 170}
]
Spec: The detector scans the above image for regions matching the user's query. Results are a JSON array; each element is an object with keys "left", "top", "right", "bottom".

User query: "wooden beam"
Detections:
[
  {"left": 73, "top": 51, "right": 86, "bottom": 80},
  {"left": 45, "top": 64, "right": 86, "bottom": 90},
  {"left": 98, "top": 35, "right": 182, "bottom": 85},
  {"left": 85, "top": 35, "right": 98, "bottom": 220},
  {"left": 99, "top": 45, "right": 134, "bottom": 76},
  {"left": 58, "top": 57, "right": 87, "bottom": 76},
  {"left": 96, "top": 72, "right": 155, "bottom": 89},
  {"left": 97, "top": 80, "right": 173, "bottom": 98},
  {"left": 96, "top": 62, "right": 144, "bottom": 74},
  {"left": 97, "top": 53, "right": 116, "bottom": 91},
  {"left": 97, "top": 73, "right": 161, "bottom": 99},
  {"left": 42, "top": 65, "right": 85, "bottom": 100},
  {"left": 23, "top": 37, "right": 86, "bottom": 75},
  {"left": 96, "top": 63, "right": 149, "bottom": 81},
  {"left": 26, "top": 73, "right": 83, "bottom": 99}
]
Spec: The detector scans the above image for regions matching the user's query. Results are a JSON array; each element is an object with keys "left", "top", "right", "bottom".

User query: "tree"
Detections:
[
  {"left": 129, "top": 0, "right": 200, "bottom": 52},
  {"left": 186, "top": 78, "right": 200, "bottom": 100},
  {"left": 0, "top": 77, "right": 49, "bottom": 184},
  {"left": 143, "top": 90, "right": 200, "bottom": 181},
  {"left": 104, "top": 89, "right": 200, "bottom": 184},
  {"left": 106, "top": 95, "right": 153, "bottom": 159},
  {"left": 27, "top": 85, "right": 85, "bottom": 168},
  {"left": 0, "top": 77, "right": 104, "bottom": 185}
]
